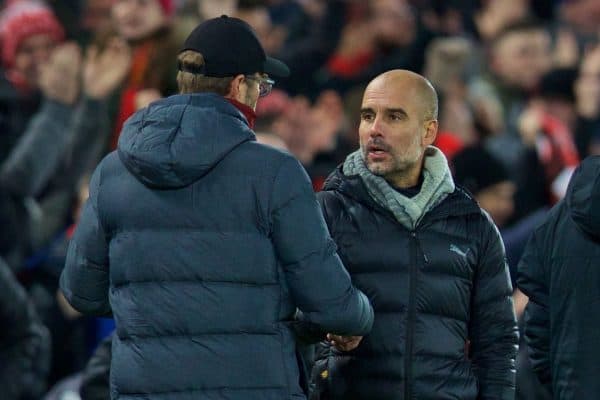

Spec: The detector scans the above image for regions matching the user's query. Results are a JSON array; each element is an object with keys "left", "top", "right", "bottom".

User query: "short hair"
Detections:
[
  {"left": 176, "top": 50, "right": 234, "bottom": 95},
  {"left": 417, "top": 77, "right": 438, "bottom": 122}
]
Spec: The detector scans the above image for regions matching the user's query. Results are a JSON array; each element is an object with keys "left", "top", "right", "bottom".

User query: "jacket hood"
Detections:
[
  {"left": 118, "top": 93, "right": 255, "bottom": 188},
  {"left": 566, "top": 156, "right": 600, "bottom": 239}
]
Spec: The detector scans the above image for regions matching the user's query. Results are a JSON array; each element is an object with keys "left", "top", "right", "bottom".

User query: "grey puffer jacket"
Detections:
[{"left": 60, "top": 93, "right": 373, "bottom": 400}]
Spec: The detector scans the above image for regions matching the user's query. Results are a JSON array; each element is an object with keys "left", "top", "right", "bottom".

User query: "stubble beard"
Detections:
[{"left": 364, "top": 147, "right": 423, "bottom": 180}]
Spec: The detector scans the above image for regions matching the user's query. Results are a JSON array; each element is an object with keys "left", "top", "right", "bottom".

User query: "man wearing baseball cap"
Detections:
[{"left": 59, "top": 15, "right": 373, "bottom": 400}]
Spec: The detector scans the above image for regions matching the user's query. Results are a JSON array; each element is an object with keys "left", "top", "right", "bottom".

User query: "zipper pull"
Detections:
[{"left": 411, "top": 231, "right": 429, "bottom": 263}]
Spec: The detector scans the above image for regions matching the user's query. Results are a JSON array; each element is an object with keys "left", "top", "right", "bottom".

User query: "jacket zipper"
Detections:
[{"left": 405, "top": 231, "right": 418, "bottom": 399}]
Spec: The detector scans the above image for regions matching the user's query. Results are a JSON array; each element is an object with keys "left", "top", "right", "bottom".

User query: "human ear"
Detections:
[
  {"left": 422, "top": 119, "right": 438, "bottom": 146},
  {"left": 226, "top": 74, "right": 245, "bottom": 99}
]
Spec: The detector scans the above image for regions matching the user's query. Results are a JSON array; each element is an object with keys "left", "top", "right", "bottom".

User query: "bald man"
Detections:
[{"left": 311, "top": 70, "right": 518, "bottom": 400}]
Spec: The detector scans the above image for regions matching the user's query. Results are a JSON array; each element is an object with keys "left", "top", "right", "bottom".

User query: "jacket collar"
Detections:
[{"left": 323, "top": 165, "right": 481, "bottom": 227}]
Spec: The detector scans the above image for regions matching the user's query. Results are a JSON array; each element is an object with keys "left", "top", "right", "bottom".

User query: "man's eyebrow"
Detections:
[
  {"left": 360, "top": 107, "right": 408, "bottom": 116},
  {"left": 386, "top": 108, "right": 408, "bottom": 117}
]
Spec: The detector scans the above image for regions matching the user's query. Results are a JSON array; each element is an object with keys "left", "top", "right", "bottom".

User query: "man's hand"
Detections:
[
  {"left": 327, "top": 333, "right": 363, "bottom": 352},
  {"left": 518, "top": 101, "right": 543, "bottom": 147},
  {"left": 83, "top": 37, "right": 131, "bottom": 100},
  {"left": 39, "top": 42, "right": 82, "bottom": 105}
]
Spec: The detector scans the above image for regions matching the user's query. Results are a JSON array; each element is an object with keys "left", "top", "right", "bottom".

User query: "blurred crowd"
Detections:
[{"left": 0, "top": 0, "right": 599, "bottom": 399}]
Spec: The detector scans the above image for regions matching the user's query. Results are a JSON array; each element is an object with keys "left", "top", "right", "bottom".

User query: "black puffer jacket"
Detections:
[
  {"left": 314, "top": 168, "right": 518, "bottom": 400},
  {"left": 518, "top": 155, "right": 600, "bottom": 400},
  {"left": 0, "top": 257, "right": 51, "bottom": 400}
]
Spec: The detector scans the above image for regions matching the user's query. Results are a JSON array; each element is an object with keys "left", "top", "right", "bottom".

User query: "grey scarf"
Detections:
[{"left": 343, "top": 146, "right": 455, "bottom": 229}]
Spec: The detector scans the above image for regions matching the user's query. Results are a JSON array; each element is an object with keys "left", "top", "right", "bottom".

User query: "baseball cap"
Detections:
[{"left": 180, "top": 15, "right": 290, "bottom": 78}]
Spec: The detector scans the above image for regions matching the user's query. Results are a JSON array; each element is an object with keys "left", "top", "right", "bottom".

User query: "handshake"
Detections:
[{"left": 326, "top": 333, "right": 363, "bottom": 352}]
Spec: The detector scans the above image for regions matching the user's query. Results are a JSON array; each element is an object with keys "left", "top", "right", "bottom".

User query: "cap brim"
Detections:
[{"left": 264, "top": 56, "right": 290, "bottom": 78}]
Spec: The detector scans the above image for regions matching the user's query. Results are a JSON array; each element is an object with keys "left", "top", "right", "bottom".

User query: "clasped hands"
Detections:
[{"left": 326, "top": 333, "right": 363, "bottom": 352}]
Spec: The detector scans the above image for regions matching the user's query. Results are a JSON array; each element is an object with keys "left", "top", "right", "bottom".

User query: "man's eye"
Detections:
[
  {"left": 362, "top": 114, "right": 374, "bottom": 121},
  {"left": 390, "top": 114, "right": 403, "bottom": 121}
]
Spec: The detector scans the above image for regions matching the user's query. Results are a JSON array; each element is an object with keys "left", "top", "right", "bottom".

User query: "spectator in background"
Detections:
[
  {"left": 107, "top": 0, "right": 179, "bottom": 149},
  {"left": 512, "top": 68, "right": 580, "bottom": 221},
  {"left": 574, "top": 44, "right": 600, "bottom": 157},
  {"left": 536, "top": 68, "right": 580, "bottom": 151},
  {"left": 0, "top": 256, "right": 51, "bottom": 400},
  {"left": 452, "top": 146, "right": 516, "bottom": 229},
  {"left": 0, "top": 38, "right": 131, "bottom": 255},
  {"left": 255, "top": 88, "right": 351, "bottom": 190},
  {"left": 518, "top": 155, "right": 600, "bottom": 399},
  {"left": 60, "top": 15, "right": 373, "bottom": 400},
  {"left": 234, "top": 0, "right": 286, "bottom": 56},
  {"left": 273, "top": 0, "right": 347, "bottom": 97},
  {"left": 558, "top": 0, "right": 600, "bottom": 44},
  {"left": 312, "top": 69, "right": 517, "bottom": 400},
  {"left": 0, "top": 6, "right": 131, "bottom": 386},
  {"left": 78, "top": 0, "right": 117, "bottom": 47},
  {"left": 467, "top": 17, "right": 562, "bottom": 223},
  {"left": 320, "top": 0, "right": 432, "bottom": 96},
  {"left": 469, "top": 18, "right": 552, "bottom": 170},
  {"left": 0, "top": 0, "right": 65, "bottom": 268},
  {"left": 0, "top": 0, "right": 65, "bottom": 161},
  {"left": 423, "top": 36, "right": 474, "bottom": 157}
]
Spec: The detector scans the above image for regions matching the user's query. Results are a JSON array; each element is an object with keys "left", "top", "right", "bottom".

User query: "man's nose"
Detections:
[{"left": 369, "top": 116, "right": 383, "bottom": 137}]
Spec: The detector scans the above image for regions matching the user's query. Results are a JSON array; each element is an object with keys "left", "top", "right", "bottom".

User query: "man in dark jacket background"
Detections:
[
  {"left": 0, "top": 256, "right": 50, "bottom": 400},
  {"left": 518, "top": 155, "right": 600, "bottom": 400},
  {"left": 312, "top": 69, "right": 518, "bottom": 399},
  {"left": 59, "top": 15, "right": 373, "bottom": 400}
]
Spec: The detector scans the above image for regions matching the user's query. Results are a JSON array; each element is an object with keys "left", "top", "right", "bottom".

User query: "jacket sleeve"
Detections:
[
  {"left": 270, "top": 157, "right": 374, "bottom": 336},
  {"left": 0, "top": 97, "right": 110, "bottom": 198},
  {"left": 0, "top": 99, "right": 73, "bottom": 197},
  {"left": 517, "top": 228, "right": 552, "bottom": 389},
  {"left": 59, "top": 162, "right": 111, "bottom": 316},
  {"left": 469, "top": 215, "right": 519, "bottom": 400},
  {"left": 0, "top": 258, "right": 51, "bottom": 400},
  {"left": 51, "top": 97, "right": 111, "bottom": 192}
]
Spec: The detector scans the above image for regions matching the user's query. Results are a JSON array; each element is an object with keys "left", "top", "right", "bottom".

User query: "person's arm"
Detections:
[
  {"left": 0, "top": 99, "right": 74, "bottom": 197},
  {"left": 0, "top": 258, "right": 51, "bottom": 400},
  {"left": 52, "top": 96, "right": 110, "bottom": 188},
  {"left": 270, "top": 157, "right": 373, "bottom": 336},
  {"left": 0, "top": 43, "right": 82, "bottom": 198},
  {"left": 516, "top": 228, "right": 552, "bottom": 390},
  {"left": 1, "top": 38, "right": 130, "bottom": 200},
  {"left": 57, "top": 37, "right": 131, "bottom": 187},
  {"left": 59, "top": 162, "right": 111, "bottom": 316},
  {"left": 469, "top": 215, "right": 519, "bottom": 400}
]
